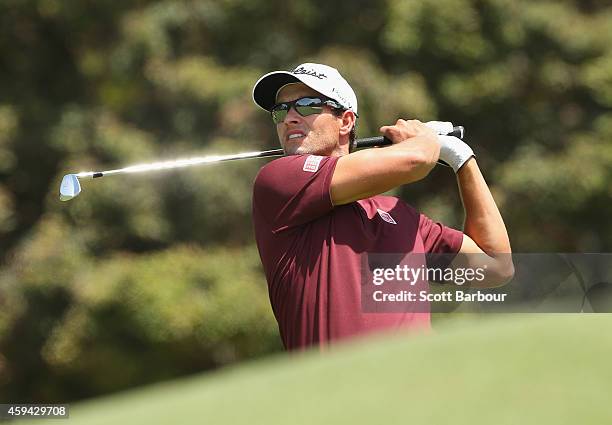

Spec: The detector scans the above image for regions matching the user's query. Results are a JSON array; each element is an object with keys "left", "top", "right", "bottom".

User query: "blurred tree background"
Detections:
[{"left": 0, "top": 0, "right": 611, "bottom": 403}]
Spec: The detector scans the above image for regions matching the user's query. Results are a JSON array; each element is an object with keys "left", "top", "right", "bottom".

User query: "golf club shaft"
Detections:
[
  {"left": 75, "top": 126, "right": 464, "bottom": 179},
  {"left": 76, "top": 149, "right": 286, "bottom": 179}
]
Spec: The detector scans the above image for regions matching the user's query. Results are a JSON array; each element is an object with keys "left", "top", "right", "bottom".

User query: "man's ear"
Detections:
[{"left": 339, "top": 110, "right": 356, "bottom": 137}]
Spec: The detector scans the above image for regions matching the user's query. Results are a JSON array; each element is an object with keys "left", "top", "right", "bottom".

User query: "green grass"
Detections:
[{"left": 23, "top": 315, "right": 612, "bottom": 424}]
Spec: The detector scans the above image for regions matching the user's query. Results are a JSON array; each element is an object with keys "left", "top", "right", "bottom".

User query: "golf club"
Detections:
[{"left": 59, "top": 126, "right": 464, "bottom": 201}]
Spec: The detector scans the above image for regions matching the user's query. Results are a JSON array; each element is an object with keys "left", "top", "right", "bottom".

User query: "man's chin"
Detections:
[
  {"left": 282, "top": 140, "right": 332, "bottom": 156},
  {"left": 283, "top": 144, "right": 312, "bottom": 156}
]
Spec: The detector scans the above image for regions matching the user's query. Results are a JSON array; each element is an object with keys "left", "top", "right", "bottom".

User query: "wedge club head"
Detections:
[{"left": 59, "top": 174, "right": 82, "bottom": 201}]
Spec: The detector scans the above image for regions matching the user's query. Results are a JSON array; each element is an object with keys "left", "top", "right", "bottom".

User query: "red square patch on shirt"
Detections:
[{"left": 303, "top": 155, "right": 324, "bottom": 173}]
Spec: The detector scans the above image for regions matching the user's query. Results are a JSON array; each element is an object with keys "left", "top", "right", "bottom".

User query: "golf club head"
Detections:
[{"left": 59, "top": 174, "right": 81, "bottom": 201}]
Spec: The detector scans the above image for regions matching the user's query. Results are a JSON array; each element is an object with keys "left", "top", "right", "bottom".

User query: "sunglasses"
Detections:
[{"left": 271, "top": 96, "right": 344, "bottom": 124}]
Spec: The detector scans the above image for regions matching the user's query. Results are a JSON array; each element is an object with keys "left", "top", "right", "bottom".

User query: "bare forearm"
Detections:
[
  {"left": 457, "top": 158, "right": 512, "bottom": 255},
  {"left": 331, "top": 135, "right": 439, "bottom": 205},
  {"left": 388, "top": 135, "right": 440, "bottom": 180}
]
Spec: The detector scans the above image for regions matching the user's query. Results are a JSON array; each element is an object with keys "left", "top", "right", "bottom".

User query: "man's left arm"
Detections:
[
  {"left": 456, "top": 157, "right": 514, "bottom": 286},
  {"left": 438, "top": 135, "right": 514, "bottom": 287}
]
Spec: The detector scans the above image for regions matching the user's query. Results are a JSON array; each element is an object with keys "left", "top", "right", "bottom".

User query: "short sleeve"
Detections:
[
  {"left": 253, "top": 154, "right": 339, "bottom": 232},
  {"left": 418, "top": 213, "right": 463, "bottom": 254}
]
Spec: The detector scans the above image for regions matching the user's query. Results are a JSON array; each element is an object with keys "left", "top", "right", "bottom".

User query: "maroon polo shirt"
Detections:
[{"left": 252, "top": 154, "right": 463, "bottom": 350}]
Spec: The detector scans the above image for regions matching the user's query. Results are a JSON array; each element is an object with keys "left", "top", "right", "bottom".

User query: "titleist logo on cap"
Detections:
[{"left": 293, "top": 66, "right": 327, "bottom": 79}]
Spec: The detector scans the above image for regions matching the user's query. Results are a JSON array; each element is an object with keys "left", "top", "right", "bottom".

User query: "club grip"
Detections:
[{"left": 353, "top": 126, "right": 464, "bottom": 150}]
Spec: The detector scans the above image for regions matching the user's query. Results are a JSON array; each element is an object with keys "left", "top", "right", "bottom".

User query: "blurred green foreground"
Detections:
[{"left": 17, "top": 315, "right": 612, "bottom": 425}]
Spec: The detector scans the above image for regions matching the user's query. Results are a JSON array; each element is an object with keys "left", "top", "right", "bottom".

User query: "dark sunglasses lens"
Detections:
[
  {"left": 295, "top": 105, "right": 322, "bottom": 116},
  {"left": 271, "top": 97, "right": 326, "bottom": 124},
  {"left": 295, "top": 97, "right": 324, "bottom": 117},
  {"left": 295, "top": 97, "right": 324, "bottom": 107},
  {"left": 271, "top": 108, "right": 288, "bottom": 124}
]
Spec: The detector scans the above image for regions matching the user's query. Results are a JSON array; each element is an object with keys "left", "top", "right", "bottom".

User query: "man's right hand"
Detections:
[{"left": 380, "top": 119, "right": 439, "bottom": 146}]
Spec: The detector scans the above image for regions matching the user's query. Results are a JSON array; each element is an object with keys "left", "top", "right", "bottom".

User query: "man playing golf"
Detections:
[{"left": 251, "top": 63, "right": 513, "bottom": 350}]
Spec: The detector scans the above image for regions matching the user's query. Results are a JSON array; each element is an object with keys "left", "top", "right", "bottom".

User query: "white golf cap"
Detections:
[{"left": 252, "top": 63, "right": 358, "bottom": 115}]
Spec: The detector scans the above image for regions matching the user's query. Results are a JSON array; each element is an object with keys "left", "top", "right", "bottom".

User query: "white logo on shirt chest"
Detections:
[
  {"left": 376, "top": 209, "right": 397, "bottom": 225},
  {"left": 303, "top": 155, "right": 323, "bottom": 172}
]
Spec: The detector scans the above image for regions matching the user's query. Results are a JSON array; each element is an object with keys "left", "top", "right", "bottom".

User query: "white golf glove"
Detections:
[
  {"left": 425, "top": 121, "right": 474, "bottom": 172},
  {"left": 437, "top": 135, "right": 474, "bottom": 172}
]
